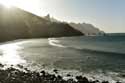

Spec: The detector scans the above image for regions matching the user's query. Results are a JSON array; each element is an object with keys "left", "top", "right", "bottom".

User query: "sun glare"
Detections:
[
  {"left": 0, "top": 0, "right": 42, "bottom": 15},
  {"left": 0, "top": 42, "right": 26, "bottom": 65},
  {"left": 0, "top": 0, "right": 16, "bottom": 8}
]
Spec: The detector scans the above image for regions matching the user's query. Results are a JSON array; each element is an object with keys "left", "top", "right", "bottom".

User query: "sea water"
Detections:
[{"left": 0, "top": 36, "right": 125, "bottom": 82}]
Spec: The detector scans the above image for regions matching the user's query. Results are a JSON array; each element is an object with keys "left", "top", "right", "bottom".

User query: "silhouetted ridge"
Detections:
[
  {"left": 0, "top": 5, "right": 83, "bottom": 42},
  {"left": 69, "top": 23, "right": 105, "bottom": 36},
  {"left": 43, "top": 14, "right": 105, "bottom": 36}
]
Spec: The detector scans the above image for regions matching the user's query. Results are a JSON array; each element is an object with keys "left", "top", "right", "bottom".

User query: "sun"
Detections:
[
  {"left": 0, "top": 0, "right": 43, "bottom": 16},
  {"left": 0, "top": 0, "right": 17, "bottom": 8}
]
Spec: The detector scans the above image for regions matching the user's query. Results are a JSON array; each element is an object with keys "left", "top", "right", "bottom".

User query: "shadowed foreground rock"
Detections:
[{"left": 0, "top": 64, "right": 121, "bottom": 83}]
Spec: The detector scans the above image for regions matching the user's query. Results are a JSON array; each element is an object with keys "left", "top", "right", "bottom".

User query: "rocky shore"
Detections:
[{"left": 0, "top": 63, "right": 122, "bottom": 83}]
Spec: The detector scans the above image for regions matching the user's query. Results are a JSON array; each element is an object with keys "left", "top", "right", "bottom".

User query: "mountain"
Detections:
[
  {"left": 44, "top": 14, "right": 105, "bottom": 36},
  {"left": 69, "top": 23, "right": 105, "bottom": 36},
  {"left": 44, "top": 14, "right": 60, "bottom": 23},
  {"left": 0, "top": 5, "right": 83, "bottom": 42}
]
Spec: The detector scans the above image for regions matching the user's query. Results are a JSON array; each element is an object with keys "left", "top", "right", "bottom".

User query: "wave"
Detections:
[
  {"left": 48, "top": 38, "right": 125, "bottom": 56},
  {"left": 48, "top": 38, "right": 67, "bottom": 48},
  {"left": 77, "top": 48, "right": 125, "bottom": 56}
]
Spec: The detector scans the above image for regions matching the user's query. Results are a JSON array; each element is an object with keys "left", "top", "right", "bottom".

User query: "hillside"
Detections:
[
  {"left": 0, "top": 5, "right": 83, "bottom": 42},
  {"left": 44, "top": 14, "right": 105, "bottom": 36},
  {"left": 69, "top": 23, "right": 105, "bottom": 36}
]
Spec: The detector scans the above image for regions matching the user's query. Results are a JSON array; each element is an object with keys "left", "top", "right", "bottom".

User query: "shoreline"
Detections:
[{"left": 0, "top": 63, "right": 122, "bottom": 83}]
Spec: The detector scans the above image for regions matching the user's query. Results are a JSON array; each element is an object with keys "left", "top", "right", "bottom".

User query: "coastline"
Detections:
[
  {"left": 0, "top": 63, "right": 122, "bottom": 83},
  {"left": 0, "top": 36, "right": 125, "bottom": 83}
]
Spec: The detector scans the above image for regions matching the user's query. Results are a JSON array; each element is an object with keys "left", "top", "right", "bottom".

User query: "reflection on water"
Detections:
[{"left": 0, "top": 42, "right": 26, "bottom": 65}]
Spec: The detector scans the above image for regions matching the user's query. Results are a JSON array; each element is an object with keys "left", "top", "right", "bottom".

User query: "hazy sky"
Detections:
[{"left": 0, "top": 0, "right": 124, "bottom": 33}]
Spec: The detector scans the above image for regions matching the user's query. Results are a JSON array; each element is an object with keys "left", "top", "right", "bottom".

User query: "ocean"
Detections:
[{"left": 0, "top": 36, "right": 125, "bottom": 82}]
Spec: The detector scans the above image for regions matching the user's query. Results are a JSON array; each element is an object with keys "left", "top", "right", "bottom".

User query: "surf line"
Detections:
[{"left": 48, "top": 38, "right": 66, "bottom": 48}]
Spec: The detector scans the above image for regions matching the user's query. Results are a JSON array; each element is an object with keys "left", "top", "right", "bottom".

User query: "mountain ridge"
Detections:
[
  {"left": 44, "top": 14, "right": 105, "bottom": 36},
  {"left": 0, "top": 5, "right": 83, "bottom": 42}
]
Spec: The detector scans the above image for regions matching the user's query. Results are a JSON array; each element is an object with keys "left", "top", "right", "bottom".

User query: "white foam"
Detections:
[
  {"left": 48, "top": 38, "right": 66, "bottom": 48},
  {"left": 46, "top": 68, "right": 124, "bottom": 83}
]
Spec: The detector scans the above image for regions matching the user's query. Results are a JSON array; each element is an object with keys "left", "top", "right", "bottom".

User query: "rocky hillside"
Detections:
[
  {"left": 0, "top": 5, "right": 83, "bottom": 42},
  {"left": 69, "top": 23, "right": 105, "bottom": 36},
  {"left": 44, "top": 14, "right": 105, "bottom": 36}
]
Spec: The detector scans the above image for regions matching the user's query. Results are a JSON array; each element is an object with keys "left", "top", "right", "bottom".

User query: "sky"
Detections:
[{"left": 0, "top": 0, "right": 124, "bottom": 33}]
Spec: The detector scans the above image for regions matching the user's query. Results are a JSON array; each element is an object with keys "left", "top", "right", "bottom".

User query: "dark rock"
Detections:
[
  {"left": 102, "top": 81, "right": 109, "bottom": 83},
  {"left": 67, "top": 74, "right": 71, "bottom": 77},
  {"left": 76, "top": 76, "right": 89, "bottom": 83},
  {"left": 53, "top": 69, "right": 58, "bottom": 73},
  {"left": 0, "top": 63, "right": 4, "bottom": 67},
  {"left": 121, "top": 74, "right": 125, "bottom": 77},
  {"left": 17, "top": 64, "right": 24, "bottom": 69},
  {"left": 57, "top": 75, "right": 62, "bottom": 79},
  {"left": 82, "top": 77, "right": 89, "bottom": 83},
  {"left": 116, "top": 81, "right": 122, "bottom": 83},
  {"left": 40, "top": 70, "right": 46, "bottom": 76},
  {"left": 76, "top": 75, "right": 83, "bottom": 80}
]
